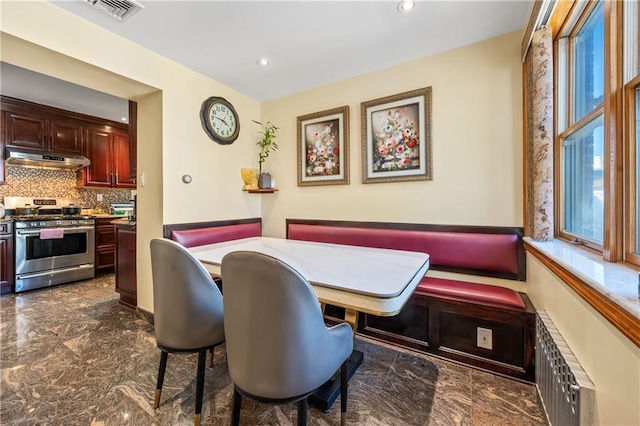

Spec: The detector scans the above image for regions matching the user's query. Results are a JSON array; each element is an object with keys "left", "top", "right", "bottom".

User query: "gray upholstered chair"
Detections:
[
  {"left": 150, "top": 238, "right": 225, "bottom": 426},
  {"left": 221, "top": 251, "right": 353, "bottom": 426}
]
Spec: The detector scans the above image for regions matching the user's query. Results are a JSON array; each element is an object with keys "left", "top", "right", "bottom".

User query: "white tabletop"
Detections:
[{"left": 190, "top": 237, "right": 430, "bottom": 316}]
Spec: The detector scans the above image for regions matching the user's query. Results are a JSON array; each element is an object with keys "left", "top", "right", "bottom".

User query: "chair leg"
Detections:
[
  {"left": 154, "top": 351, "right": 168, "bottom": 409},
  {"left": 231, "top": 386, "right": 242, "bottom": 426},
  {"left": 208, "top": 346, "right": 214, "bottom": 368},
  {"left": 341, "top": 359, "right": 348, "bottom": 426},
  {"left": 297, "top": 398, "right": 308, "bottom": 426},
  {"left": 194, "top": 350, "right": 206, "bottom": 426}
]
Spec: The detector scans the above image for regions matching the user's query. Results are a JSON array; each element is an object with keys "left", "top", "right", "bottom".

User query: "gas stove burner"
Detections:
[
  {"left": 4, "top": 196, "right": 89, "bottom": 220},
  {"left": 13, "top": 215, "right": 94, "bottom": 221}
]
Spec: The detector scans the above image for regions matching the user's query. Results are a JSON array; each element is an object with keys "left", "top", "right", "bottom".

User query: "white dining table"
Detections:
[{"left": 190, "top": 236, "right": 430, "bottom": 333}]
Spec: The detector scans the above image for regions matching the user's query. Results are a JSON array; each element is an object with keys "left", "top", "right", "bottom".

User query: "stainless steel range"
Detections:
[{"left": 5, "top": 197, "right": 95, "bottom": 293}]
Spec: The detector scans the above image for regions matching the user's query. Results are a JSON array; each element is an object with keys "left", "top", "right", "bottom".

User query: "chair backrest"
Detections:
[
  {"left": 150, "top": 238, "right": 224, "bottom": 351},
  {"left": 221, "top": 251, "right": 341, "bottom": 400}
]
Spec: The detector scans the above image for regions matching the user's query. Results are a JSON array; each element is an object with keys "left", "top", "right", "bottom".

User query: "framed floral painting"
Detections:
[
  {"left": 297, "top": 105, "right": 350, "bottom": 186},
  {"left": 360, "top": 87, "right": 432, "bottom": 183}
]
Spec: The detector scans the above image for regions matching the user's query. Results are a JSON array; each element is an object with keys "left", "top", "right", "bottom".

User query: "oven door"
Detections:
[{"left": 15, "top": 225, "right": 95, "bottom": 275}]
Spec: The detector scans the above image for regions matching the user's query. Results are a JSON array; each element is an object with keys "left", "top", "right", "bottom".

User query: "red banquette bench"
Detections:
[
  {"left": 163, "top": 218, "right": 262, "bottom": 284},
  {"left": 286, "top": 219, "right": 535, "bottom": 382}
]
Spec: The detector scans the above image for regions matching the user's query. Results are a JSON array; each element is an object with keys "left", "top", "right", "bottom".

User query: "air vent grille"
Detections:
[{"left": 85, "top": 0, "right": 144, "bottom": 22}]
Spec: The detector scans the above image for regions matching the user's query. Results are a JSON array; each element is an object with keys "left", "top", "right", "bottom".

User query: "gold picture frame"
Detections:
[
  {"left": 361, "top": 87, "right": 432, "bottom": 183},
  {"left": 297, "top": 105, "right": 350, "bottom": 186}
]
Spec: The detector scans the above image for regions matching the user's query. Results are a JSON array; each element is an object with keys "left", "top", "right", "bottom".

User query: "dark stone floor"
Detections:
[{"left": 0, "top": 275, "right": 547, "bottom": 425}]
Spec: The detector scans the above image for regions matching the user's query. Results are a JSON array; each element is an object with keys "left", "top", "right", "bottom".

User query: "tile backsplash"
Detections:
[{"left": 0, "top": 166, "right": 133, "bottom": 211}]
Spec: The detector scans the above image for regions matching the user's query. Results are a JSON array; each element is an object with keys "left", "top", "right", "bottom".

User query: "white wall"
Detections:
[
  {"left": 0, "top": 0, "right": 262, "bottom": 312},
  {"left": 527, "top": 255, "right": 640, "bottom": 426},
  {"left": 261, "top": 32, "right": 524, "bottom": 238}
]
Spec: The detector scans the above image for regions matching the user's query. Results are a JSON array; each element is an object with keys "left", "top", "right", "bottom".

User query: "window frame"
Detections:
[
  {"left": 554, "top": 0, "right": 627, "bottom": 262},
  {"left": 554, "top": 0, "right": 607, "bottom": 252},
  {"left": 625, "top": 76, "right": 640, "bottom": 266}
]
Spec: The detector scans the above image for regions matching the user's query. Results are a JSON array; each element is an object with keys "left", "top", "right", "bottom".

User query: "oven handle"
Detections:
[
  {"left": 17, "top": 226, "right": 95, "bottom": 236},
  {"left": 16, "top": 264, "right": 94, "bottom": 279}
]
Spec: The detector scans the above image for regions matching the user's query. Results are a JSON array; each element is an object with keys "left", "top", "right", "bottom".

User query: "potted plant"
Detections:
[{"left": 253, "top": 120, "right": 279, "bottom": 188}]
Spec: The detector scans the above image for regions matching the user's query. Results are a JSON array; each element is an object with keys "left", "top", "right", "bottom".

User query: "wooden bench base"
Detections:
[{"left": 325, "top": 292, "right": 536, "bottom": 382}]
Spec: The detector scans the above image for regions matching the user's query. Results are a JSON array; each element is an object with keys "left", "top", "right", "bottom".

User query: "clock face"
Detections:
[{"left": 200, "top": 96, "right": 240, "bottom": 144}]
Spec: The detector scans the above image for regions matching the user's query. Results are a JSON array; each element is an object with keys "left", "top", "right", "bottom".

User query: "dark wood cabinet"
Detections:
[
  {"left": 115, "top": 223, "right": 136, "bottom": 308},
  {"left": 0, "top": 222, "right": 14, "bottom": 295},
  {"left": 3, "top": 108, "right": 47, "bottom": 150},
  {"left": 95, "top": 218, "right": 115, "bottom": 274},
  {"left": 2, "top": 99, "right": 84, "bottom": 154},
  {"left": 128, "top": 100, "right": 137, "bottom": 182},
  {"left": 0, "top": 111, "right": 5, "bottom": 184},
  {"left": 49, "top": 117, "right": 85, "bottom": 154},
  {"left": 81, "top": 126, "right": 135, "bottom": 188},
  {"left": 1, "top": 96, "right": 137, "bottom": 189}
]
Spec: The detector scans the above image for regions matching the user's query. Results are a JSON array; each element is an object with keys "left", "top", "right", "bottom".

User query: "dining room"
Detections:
[{"left": 1, "top": 1, "right": 639, "bottom": 425}]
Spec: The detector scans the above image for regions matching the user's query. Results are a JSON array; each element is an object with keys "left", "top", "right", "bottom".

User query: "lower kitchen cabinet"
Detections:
[
  {"left": 0, "top": 222, "right": 14, "bottom": 295},
  {"left": 95, "top": 218, "right": 115, "bottom": 274},
  {"left": 115, "top": 222, "right": 136, "bottom": 308}
]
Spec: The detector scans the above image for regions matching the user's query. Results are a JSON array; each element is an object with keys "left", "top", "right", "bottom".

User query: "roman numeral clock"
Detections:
[{"left": 200, "top": 96, "right": 240, "bottom": 145}]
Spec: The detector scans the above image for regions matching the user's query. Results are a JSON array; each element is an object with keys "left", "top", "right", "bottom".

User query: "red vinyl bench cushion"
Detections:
[
  {"left": 416, "top": 277, "right": 526, "bottom": 310},
  {"left": 288, "top": 223, "right": 519, "bottom": 275},
  {"left": 171, "top": 222, "right": 261, "bottom": 248}
]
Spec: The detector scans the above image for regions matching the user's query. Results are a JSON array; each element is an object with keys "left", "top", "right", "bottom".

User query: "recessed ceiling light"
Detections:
[
  {"left": 120, "top": 117, "right": 127, "bottom": 121},
  {"left": 397, "top": 0, "right": 416, "bottom": 13},
  {"left": 256, "top": 57, "right": 270, "bottom": 66}
]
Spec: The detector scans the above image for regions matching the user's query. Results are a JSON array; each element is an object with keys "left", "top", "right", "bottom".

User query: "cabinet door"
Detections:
[
  {"left": 0, "top": 111, "right": 5, "bottom": 184},
  {"left": 113, "top": 131, "right": 136, "bottom": 188},
  {"left": 115, "top": 227, "right": 137, "bottom": 308},
  {"left": 128, "top": 100, "right": 137, "bottom": 181},
  {"left": 83, "top": 126, "right": 114, "bottom": 187},
  {"left": 0, "top": 224, "right": 14, "bottom": 295},
  {"left": 5, "top": 110, "right": 48, "bottom": 150},
  {"left": 50, "top": 118, "right": 84, "bottom": 154}
]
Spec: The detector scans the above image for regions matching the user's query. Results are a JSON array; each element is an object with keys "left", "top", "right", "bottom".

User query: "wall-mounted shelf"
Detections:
[{"left": 246, "top": 189, "right": 278, "bottom": 194}]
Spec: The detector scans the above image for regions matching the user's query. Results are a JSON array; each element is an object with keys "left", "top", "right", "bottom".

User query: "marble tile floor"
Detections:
[{"left": 0, "top": 276, "right": 548, "bottom": 426}]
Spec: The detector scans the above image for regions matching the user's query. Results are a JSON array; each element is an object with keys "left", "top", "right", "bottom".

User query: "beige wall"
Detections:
[
  {"left": 0, "top": 0, "right": 262, "bottom": 311},
  {"left": 261, "top": 31, "right": 524, "bottom": 238},
  {"left": 527, "top": 256, "right": 640, "bottom": 426}
]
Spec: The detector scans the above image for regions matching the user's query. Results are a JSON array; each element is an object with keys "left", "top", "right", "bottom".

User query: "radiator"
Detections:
[{"left": 536, "top": 312, "right": 595, "bottom": 426}]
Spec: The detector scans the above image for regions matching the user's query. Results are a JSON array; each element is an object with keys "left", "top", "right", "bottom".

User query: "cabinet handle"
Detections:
[{"left": 115, "top": 173, "right": 118, "bottom": 186}]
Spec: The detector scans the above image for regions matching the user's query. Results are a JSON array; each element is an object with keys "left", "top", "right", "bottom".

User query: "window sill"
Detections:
[{"left": 524, "top": 237, "right": 640, "bottom": 347}]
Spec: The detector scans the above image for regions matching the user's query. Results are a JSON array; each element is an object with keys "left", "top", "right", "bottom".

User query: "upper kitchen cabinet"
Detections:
[
  {"left": 1, "top": 96, "right": 84, "bottom": 154},
  {"left": 0, "top": 111, "right": 5, "bottom": 184},
  {"left": 128, "top": 101, "right": 137, "bottom": 182},
  {"left": 80, "top": 125, "right": 135, "bottom": 188}
]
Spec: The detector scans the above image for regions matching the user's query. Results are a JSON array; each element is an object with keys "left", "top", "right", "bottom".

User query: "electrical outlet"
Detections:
[
  {"left": 97, "top": 194, "right": 103, "bottom": 202},
  {"left": 477, "top": 327, "right": 493, "bottom": 350}
]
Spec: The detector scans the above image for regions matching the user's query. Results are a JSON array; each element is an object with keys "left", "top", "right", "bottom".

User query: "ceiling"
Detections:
[
  {"left": 1, "top": 1, "right": 531, "bottom": 119},
  {"left": 0, "top": 62, "right": 130, "bottom": 123}
]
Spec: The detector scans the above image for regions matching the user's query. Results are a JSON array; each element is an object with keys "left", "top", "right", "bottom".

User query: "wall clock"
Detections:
[{"left": 200, "top": 96, "right": 240, "bottom": 145}]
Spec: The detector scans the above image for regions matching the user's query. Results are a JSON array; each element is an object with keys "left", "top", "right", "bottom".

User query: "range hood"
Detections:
[{"left": 5, "top": 147, "right": 91, "bottom": 171}]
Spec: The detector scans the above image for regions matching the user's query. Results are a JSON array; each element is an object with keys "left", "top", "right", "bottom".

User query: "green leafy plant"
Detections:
[{"left": 253, "top": 120, "right": 279, "bottom": 175}]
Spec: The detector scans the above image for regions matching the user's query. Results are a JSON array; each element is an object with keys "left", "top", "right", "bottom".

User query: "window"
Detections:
[
  {"left": 635, "top": 87, "right": 640, "bottom": 251},
  {"left": 556, "top": 1, "right": 605, "bottom": 248},
  {"left": 563, "top": 115, "right": 604, "bottom": 243},
  {"left": 554, "top": 0, "right": 640, "bottom": 265},
  {"left": 627, "top": 80, "right": 640, "bottom": 264}
]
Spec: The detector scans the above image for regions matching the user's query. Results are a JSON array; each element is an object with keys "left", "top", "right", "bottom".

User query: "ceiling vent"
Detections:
[{"left": 84, "top": 0, "right": 144, "bottom": 22}]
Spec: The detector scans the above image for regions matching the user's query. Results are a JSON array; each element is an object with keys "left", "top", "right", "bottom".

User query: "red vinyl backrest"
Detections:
[
  {"left": 171, "top": 222, "right": 261, "bottom": 248},
  {"left": 288, "top": 224, "right": 519, "bottom": 275}
]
